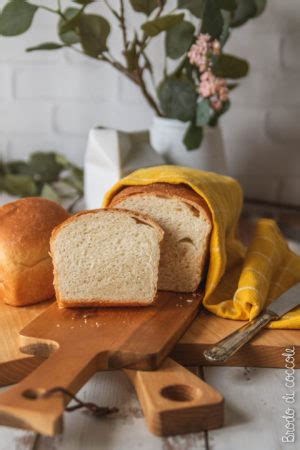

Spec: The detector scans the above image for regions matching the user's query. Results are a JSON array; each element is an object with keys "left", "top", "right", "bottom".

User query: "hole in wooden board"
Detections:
[
  {"left": 22, "top": 388, "right": 46, "bottom": 400},
  {"left": 160, "top": 384, "right": 200, "bottom": 402}
]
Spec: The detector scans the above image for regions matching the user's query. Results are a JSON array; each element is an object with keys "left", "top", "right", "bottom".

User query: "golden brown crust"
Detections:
[
  {"left": 57, "top": 298, "right": 155, "bottom": 308},
  {"left": 0, "top": 197, "right": 69, "bottom": 306},
  {"left": 51, "top": 208, "right": 164, "bottom": 307},
  {"left": 50, "top": 207, "right": 164, "bottom": 243},
  {"left": 109, "top": 183, "right": 212, "bottom": 224}
]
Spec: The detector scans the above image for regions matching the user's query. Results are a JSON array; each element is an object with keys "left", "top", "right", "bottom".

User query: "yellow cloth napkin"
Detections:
[{"left": 103, "top": 165, "right": 300, "bottom": 329}]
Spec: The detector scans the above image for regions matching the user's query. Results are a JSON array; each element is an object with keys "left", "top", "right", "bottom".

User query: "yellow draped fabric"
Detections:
[{"left": 103, "top": 165, "right": 300, "bottom": 329}]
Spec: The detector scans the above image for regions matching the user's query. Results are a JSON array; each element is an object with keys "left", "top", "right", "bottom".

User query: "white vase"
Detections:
[
  {"left": 150, "top": 117, "right": 227, "bottom": 174},
  {"left": 84, "top": 127, "right": 165, "bottom": 209}
]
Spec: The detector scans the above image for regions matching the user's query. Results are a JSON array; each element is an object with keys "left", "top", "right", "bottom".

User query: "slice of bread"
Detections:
[
  {"left": 50, "top": 208, "right": 164, "bottom": 307},
  {"left": 109, "top": 183, "right": 212, "bottom": 293}
]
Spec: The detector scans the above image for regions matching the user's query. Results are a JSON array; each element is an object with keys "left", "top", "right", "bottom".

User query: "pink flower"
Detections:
[
  {"left": 199, "top": 70, "right": 229, "bottom": 111},
  {"left": 188, "top": 33, "right": 221, "bottom": 72}
]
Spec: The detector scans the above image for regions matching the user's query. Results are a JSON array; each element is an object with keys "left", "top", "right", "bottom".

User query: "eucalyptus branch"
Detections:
[
  {"left": 136, "top": 67, "right": 162, "bottom": 116},
  {"left": 38, "top": 4, "right": 65, "bottom": 20},
  {"left": 119, "top": 0, "right": 129, "bottom": 51},
  {"left": 104, "top": 0, "right": 120, "bottom": 19},
  {"left": 138, "top": 0, "right": 166, "bottom": 55}
]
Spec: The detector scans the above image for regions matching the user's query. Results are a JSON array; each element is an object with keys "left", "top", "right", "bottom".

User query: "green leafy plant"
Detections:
[
  {"left": 0, "top": 152, "right": 84, "bottom": 211},
  {"left": 0, "top": 0, "right": 267, "bottom": 149}
]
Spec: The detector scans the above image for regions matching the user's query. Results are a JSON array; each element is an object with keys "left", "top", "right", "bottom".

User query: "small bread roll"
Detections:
[{"left": 0, "top": 197, "right": 69, "bottom": 306}]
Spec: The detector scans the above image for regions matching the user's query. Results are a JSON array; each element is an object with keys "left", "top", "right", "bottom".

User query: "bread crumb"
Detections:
[
  {"left": 56, "top": 324, "right": 60, "bottom": 327},
  {"left": 186, "top": 299, "right": 193, "bottom": 303}
]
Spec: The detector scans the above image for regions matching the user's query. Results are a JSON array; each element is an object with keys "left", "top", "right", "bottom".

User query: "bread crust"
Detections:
[
  {"left": 57, "top": 298, "right": 156, "bottom": 308},
  {"left": 50, "top": 207, "right": 164, "bottom": 243},
  {"left": 108, "top": 183, "right": 212, "bottom": 293},
  {"left": 50, "top": 208, "right": 164, "bottom": 308},
  {"left": 109, "top": 183, "right": 212, "bottom": 223},
  {"left": 0, "top": 197, "right": 69, "bottom": 306}
]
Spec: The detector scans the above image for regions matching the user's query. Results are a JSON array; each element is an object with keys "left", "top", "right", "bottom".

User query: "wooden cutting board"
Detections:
[
  {"left": 1, "top": 297, "right": 299, "bottom": 390},
  {"left": 172, "top": 309, "right": 300, "bottom": 368},
  {"left": 0, "top": 291, "right": 218, "bottom": 435},
  {"left": 0, "top": 298, "right": 224, "bottom": 437}
]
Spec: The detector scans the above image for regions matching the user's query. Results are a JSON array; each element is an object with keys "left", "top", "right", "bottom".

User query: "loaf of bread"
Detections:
[
  {"left": 109, "top": 183, "right": 212, "bottom": 293},
  {"left": 50, "top": 208, "right": 164, "bottom": 307},
  {"left": 0, "top": 198, "right": 69, "bottom": 306}
]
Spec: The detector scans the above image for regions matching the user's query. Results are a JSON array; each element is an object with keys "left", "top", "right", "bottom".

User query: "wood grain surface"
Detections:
[
  {"left": 1, "top": 297, "right": 298, "bottom": 393},
  {"left": 172, "top": 309, "right": 300, "bottom": 368},
  {"left": 126, "top": 358, "right": 223, "bottom": 436},
  {"left": 0, "top": 292, "right": 203, "bottom": 435}
]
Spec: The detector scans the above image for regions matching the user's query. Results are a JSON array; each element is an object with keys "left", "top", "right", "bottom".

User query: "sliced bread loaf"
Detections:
[
  {"left": 109, "top": 183, "right": 212, "bottom": 293},
  {"left": 50, "top": 208, "right": 164, "bottom": 307}
]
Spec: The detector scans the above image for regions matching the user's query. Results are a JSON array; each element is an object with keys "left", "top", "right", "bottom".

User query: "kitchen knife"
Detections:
[{"left": 204, "top": 283, "right": 300, "bottom": 363}]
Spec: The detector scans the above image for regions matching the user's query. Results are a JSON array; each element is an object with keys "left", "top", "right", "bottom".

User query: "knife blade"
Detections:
[
  {"left": 267, "top": 282, "right": 300, "bottom": 317},
  {"left": 204, "top": 283, "right": 300, "bottom": 363}
]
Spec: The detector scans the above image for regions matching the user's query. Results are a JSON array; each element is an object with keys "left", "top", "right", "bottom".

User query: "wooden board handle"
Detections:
[
  {"left": 125, "top": 358, "right": 224, "bottom": 436},
  {"left": 0, "top": 346, "right": 103, "bottom": 435}
]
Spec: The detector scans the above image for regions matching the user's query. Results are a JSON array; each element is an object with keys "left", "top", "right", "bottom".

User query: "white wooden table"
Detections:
[
  {"left": 0, "top": 195, "right": 299, "bottom": 450},
  {"left": 0, "top": 365, "right": 298, "bottom": 450}
]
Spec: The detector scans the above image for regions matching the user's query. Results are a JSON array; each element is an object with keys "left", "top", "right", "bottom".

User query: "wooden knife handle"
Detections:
[
  {"left": 0, "top": 345, "right": 103, "bottom": 435},
  {"left": 125, "top": 358, "right": 224, "bottom": 436}
]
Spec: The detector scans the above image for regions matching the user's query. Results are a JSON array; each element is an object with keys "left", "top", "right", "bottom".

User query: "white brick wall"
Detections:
[{"left": 0, "top": 0, "right": 299, "bottom": 204}]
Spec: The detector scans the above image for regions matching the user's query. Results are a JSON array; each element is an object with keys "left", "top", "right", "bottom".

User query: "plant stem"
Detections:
[
  {"left": 38, "top": 5, "right": 65, "bottom": 20},
  {"left": 67, "top": 0, "right": 162, "bottom": 116},
  {"left": 119, "top": 0, "right": 128, "bottom": 51},
  {"left": 136, "top": 67, "right": 162, "bottom": 116},
  {"left": 104, "top": 0, "right": 120, "bottom": 18}
]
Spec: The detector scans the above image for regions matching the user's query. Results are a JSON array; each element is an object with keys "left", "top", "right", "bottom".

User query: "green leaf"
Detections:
[
  {"left": 213, "top": 53, "right": 249, "bottom": 78},
  {"left": 3, "top": 174, "right": 37, "bottom": 196},
  {"left": 216, "top": 0, "right": 237, "bottom": 11},
  {"left": 219, "top": 10, "right": 231, "bottom": 45},
  {"left": 183, "top": 123, "right": 203, "bottom": 150},
  {"left": 26, "top": 42, "right": 65, "bottom": 52},
  {"left": 41, "top": 183, "right": 60, "bottom": 203},
  {"left": 73, "top": 0, "right": 95, "bottom": 4},
  {"left": 196, "top": 99, "right": 212, "bottom": 126},
  {"left": 201, "top": 0, "right": 224, "bottom": 38},
  {"left": 58, "top": 8, "right": 81, "bottom": 45},
  {"left": 129, "top": 0, "right": 158, "bottom": 15},
  {"left": 142, "top": 14, "right": 184, "bottom": 37},
  {"left": 79, "top": 14, "right": 110, "bottom": 56},
  {"left": 30, "top": 152, "right": 63, "bottom": 183},
  {"left": 6, "top": 160, "right": 32, "bottom": 175},
  {"left": 158, "top": 77, "right": 197, "bottom": 122},
  {"left": 166, "top": 21, "right": 195, "bottom": 60},
  {"left": 0, "top": 0, "right": 37, "bottom": 36},
  {"left": 54, "top": 153, "right": 71, "bottom": 168},
  {"left": 61, "top": 174, "right": 84, "bottom": 194},
  {"left": 177, "top": 0, "right": 205, "bottom": 18},
  {"left": 230, "top": 0, "right": 256, "bottom": 27},
  {"left": 254, "top": 0, "right": 267, "bottom": 16}
]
